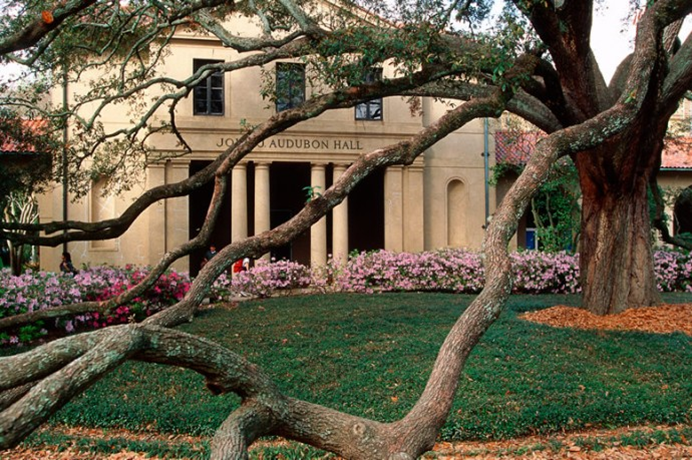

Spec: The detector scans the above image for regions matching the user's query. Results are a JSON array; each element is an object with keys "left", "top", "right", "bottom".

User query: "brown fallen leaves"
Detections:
[
  {"left": 7, "top": 424, "right": 692, "bottom": 460},
  {"left": 430, "top": 425, "right": 692, "bottom": 459},
  {"left": 521, "top": 303, "right": 692, "bottom": 336}
]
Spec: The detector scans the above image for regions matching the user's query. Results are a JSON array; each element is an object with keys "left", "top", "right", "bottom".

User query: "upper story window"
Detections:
[
  {"left": 193, "top": 59, "right": 224, "bottom": 116},
  {"left": 355, "top": 68, "right": 383, "bottom": 121},
  {"left": 276, "top": 63, "right": 305, "bottom": 112}
]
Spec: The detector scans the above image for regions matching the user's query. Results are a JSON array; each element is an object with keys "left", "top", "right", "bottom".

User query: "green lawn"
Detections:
[{"left": 40, "top": 292, "right": 692, "bottom": 446}]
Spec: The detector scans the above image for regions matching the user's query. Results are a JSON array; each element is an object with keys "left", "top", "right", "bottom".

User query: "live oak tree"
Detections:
[{"left": 1, "top": 1, "right": 691, "bottom": 459}]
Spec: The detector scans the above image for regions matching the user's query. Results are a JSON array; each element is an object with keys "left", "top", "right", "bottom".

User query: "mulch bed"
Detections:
[{"left": 521, "top": 303, "right": 692, "bottom": 336}]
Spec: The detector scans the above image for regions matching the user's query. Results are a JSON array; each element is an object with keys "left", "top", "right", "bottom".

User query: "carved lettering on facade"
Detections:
[{"left": 215, "top": 137, "right": 363, "bottom": 151}]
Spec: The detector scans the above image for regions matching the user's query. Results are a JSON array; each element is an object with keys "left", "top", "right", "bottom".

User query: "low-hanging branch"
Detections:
[{"left": 0, "top": 88, "right": 512, "bottom": 457}]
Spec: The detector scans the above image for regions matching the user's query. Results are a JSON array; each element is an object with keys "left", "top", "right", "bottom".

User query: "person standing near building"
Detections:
[
  {"left": 201, "top": 244, "right": 217, "bottom": 268},
  {"left": 60, "top": 252, "right": 77, "bottom": 275}
]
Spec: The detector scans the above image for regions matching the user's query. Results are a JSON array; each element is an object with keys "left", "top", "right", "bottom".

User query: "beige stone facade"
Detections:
[
  {"left": 39, "top": 12, "right": 691, "bottom": 273},
  {"left": 38, "top": 21, "right": 497, "bottom": 273}
]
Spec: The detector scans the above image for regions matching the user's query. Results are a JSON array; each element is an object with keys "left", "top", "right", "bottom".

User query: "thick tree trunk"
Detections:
[
  {"left": 580, "top": 180, "right": 660, "bottom": 314},
  {"left": 577, "top": 135, "right": 662, "bottom": 315}
]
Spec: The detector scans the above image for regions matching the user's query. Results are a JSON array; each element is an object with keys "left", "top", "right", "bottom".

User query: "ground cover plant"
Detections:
[
  {"left": 0, "top": 266, "right": 190, "bottom": 345},
  {"left": 8, "top": 291, "right": 690, "bottom": 457}
]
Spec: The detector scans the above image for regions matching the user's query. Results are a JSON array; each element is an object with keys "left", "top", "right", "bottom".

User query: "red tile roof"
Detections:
[
  {"left": 495, "top": 131, "right": 692, "bottom": 170},
  {"left": 662, "top": 137, "right": 692, "bottom": 169},
  {"left": 0, "top": 118, "right": 48, "bottom": 154}
]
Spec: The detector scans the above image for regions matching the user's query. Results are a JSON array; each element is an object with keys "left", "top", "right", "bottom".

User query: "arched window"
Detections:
[{"left": 447, "top": 179, "right": 467, "bottom": 247}]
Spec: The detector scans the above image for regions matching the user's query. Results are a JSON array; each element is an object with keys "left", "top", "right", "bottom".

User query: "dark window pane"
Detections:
[
  {"left": 355, "top": 68, "right": 383, "bottom": 121},
  {"left": 276, "top": 63, "right": 305, "bottom": 112},
  {"left": 210, "top": 73, "right": 223, "bottom": 88},
  {"left": 193, "top": 59, "right": 224, "bottom": 116},
  {"left": 211, "top": 100, "right": 223, "bottom": 114}
]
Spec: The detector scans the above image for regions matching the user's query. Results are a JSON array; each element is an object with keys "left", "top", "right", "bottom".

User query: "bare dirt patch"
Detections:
[
  {"left": 428, "top": 425, "right": 692, "bottom": 459},
  {"left": 5, "top": 424, "right": 692, "bottom": 459},
  {"left": 521, "top": 303, "right": 692, "bottom": 336}
]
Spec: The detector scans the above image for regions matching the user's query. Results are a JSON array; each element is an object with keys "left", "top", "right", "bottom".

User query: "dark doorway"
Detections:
[
  {"left": 674, "top": 186, "right": 692, "bottom": 236},
  {"left": 188, "top": 161, "right": 231, "bottom": 275},
  {"left": 348, "top": 167, "right": 384, "bottom": 252},
  {"left": 270, "top": 162, "right": 311, "bottom": 264}
]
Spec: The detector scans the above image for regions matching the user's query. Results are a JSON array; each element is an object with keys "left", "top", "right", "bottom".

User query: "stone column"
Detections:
[
  {"left": 147, "top": 163, "right": 166, "bottom": 263},
  {"left": 332, "top": 164, "right": 349, "bottom": 263},
  {"left": 310, "top": 163, "right": 327, "bottom": 267},
  {"left": 231, "top": 163, "right": 248, "bottom": 243},
  {"left": 254, "top": 162, "right": 271, "bottom": 260},
  {"left": 166, "top": 161, "right": 190, "bottom": 271},
  {"left": 403, "top": 164, "right": 424, "bottom": 252},
  {"left": 384, "top": 165, "right": 404, "bottom": 252}
]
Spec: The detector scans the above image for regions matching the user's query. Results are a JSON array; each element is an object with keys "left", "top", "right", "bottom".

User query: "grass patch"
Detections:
[{"left": 16, "top": 292, "right": 692, "bottom": 444}]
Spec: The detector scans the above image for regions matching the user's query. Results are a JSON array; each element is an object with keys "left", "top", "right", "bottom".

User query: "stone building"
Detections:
[
  {"left": 38, "top": 16, "right": 496, "bottom": 273},
  {"left": 36, "top": 11, "right": 692, "bottom": 273}
]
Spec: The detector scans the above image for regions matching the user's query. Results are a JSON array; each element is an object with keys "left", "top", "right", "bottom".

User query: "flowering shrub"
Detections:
[
  {"left": 511, "top": 251, "right": 580, "bottom": 294},
  {"left": 333, "top": 249, "right": 485, "bottom": 294},
  {"left": 654, "top": 249, "right": 692, "bottom": 292},
  {"left": 0, "top": 266, "right": 190, "bottom": 346},
  {"left": 333, "top": 248, "right": 689, "bottom": 295},
  {"left": 2, "top": 248, "right": 691, "bottom": 346},
  {"left": 228, "top": 259, "right": 313, "bottom": 298}
]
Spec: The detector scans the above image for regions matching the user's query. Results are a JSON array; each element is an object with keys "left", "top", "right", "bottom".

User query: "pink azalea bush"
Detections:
[
  {"left": 332, "top": 249, "right": 485, "bottom": 294},
  {"left": 0, "top": 266, "right": 190, "bottom": 346},
  {"left": 331, "top": 248, "right": 689, "bottom": 295},
  {"left": 1, "top": 248, "right": 690, "bottom": 346},
  {"left": 228, "top": 259, "right": 314, "bottom": 298},
  {"left": 510, "top": 251, "right": 580, "bottom": 294},
  {"left": 653, "top": 249, "right": 692, "bottom": 292}
]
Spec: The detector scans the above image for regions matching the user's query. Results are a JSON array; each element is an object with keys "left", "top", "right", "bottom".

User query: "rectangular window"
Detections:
[
  {"left": 276, "top": 63, "right": 305, "bottom": 112},
  {"left": 193, "top": 59, "right": 224, "bottom": 116},
  {"left": 355, "top": 68, "right": 383, "bottom": 121}
]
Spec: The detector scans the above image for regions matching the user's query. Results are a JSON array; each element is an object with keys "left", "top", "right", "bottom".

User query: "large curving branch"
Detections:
[
  {"left": 404, "top": 79, "right": 563, "bottom": 133},
  {"left": 661, "top": 30, "right": 692, "bottom": 108},
  {"left": 148, "top": 84, "right": 512, "bottom": 330},
  {"left": 0, "top": 325, "right": 145, "bottom": 449},
  {"left": 1, "top": 0, "right": 232, "bottom": 65},
  {"left": 0, "top": 60, "right": 454, "bottom": 246},
  {"left": 0, "top": 89, "right": 513, "bottom": 456},
  {"left": 0, "top": 65, "right": 456, "bottom": 333},
  {"left": 195, "top": 9, "right": 309, "bottom": 51},
  {"left": 0, "top": 175, "right": 228, "bottom": 332}
]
